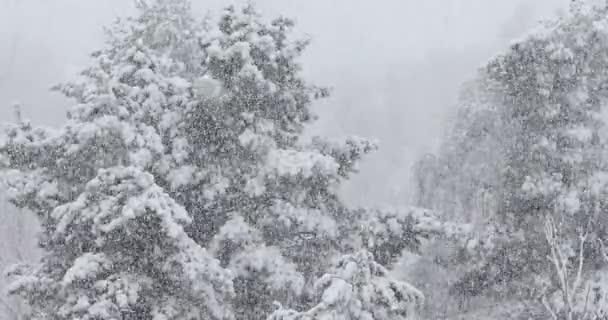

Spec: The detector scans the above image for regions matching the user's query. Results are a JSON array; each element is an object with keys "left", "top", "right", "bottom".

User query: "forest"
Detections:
[{"left": 2, "top": 0, "right": 608, "bottom": 319}]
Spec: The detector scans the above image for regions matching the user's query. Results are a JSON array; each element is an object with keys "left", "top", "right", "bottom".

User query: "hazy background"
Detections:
[{"left": 0, "top": 0, "right": 570, "bottom": 207}]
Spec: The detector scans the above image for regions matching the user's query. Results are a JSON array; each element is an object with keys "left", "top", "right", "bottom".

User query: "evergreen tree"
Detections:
[
  {"left": 162, "top": 4, "right": 377, "bottom": 317},
  {"left": 0, "top": 1, "right": 432, "bottom": 319}
]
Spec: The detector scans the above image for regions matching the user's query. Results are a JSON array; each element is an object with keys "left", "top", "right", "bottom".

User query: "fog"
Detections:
[{"left": 0, "top": 0, "right": 569, "bottom": 206}]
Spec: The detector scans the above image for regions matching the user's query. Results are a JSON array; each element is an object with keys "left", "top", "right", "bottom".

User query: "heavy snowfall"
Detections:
[{"left": 6, "top": 0, "right": 608, "bottom": 319}]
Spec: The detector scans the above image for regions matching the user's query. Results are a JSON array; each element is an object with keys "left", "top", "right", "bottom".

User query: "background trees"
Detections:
[{"left": 411, "top": 2, "right": 608, "bottom": 318}]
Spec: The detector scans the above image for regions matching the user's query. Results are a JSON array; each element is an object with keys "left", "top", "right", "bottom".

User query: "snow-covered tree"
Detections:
[
  {"left": 0, "top": 1, "right": 432, "bottom": 319},
  {"left": 411, "top": 2, "right": 608, "bottom": 317},
  {"left": 478, "top": 4, "right": 608, "bottom": 305},
  {"left": 486, "top": 1, "right": 608, "bottom": 234},
  {"left": 163, "top": 5, "right": 378, "bottom": 318}
]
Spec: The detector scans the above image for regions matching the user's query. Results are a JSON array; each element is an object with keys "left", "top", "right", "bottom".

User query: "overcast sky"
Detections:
[{"left": 0, "top": 0, "right": 569, "bottom": 206}]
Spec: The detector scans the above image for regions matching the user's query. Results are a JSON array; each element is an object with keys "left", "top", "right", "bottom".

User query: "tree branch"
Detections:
[{"left": 570, "top": 231, "right": 588, "bottom": 306}]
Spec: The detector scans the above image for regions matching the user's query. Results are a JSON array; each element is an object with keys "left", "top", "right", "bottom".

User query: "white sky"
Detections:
[{"left": 0, "top": 0, "right": 569, "bottom": 206}]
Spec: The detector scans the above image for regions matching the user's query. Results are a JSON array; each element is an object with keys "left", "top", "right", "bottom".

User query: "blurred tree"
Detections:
[{"left": 411, "top": 2, "right": 608, "bottom": 318}]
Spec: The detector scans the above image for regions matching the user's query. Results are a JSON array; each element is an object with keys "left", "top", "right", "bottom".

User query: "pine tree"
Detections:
[
  {"left": 153, "top": 4, "right": 374, "bottom": 317},
  {"left": 0, "top": 1, "right": 434, "bottom": 320}
]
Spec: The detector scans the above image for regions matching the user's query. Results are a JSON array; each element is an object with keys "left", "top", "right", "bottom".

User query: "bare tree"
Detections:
[{"left": 542, "top": 216, "right": 589, "bottom": 320}]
